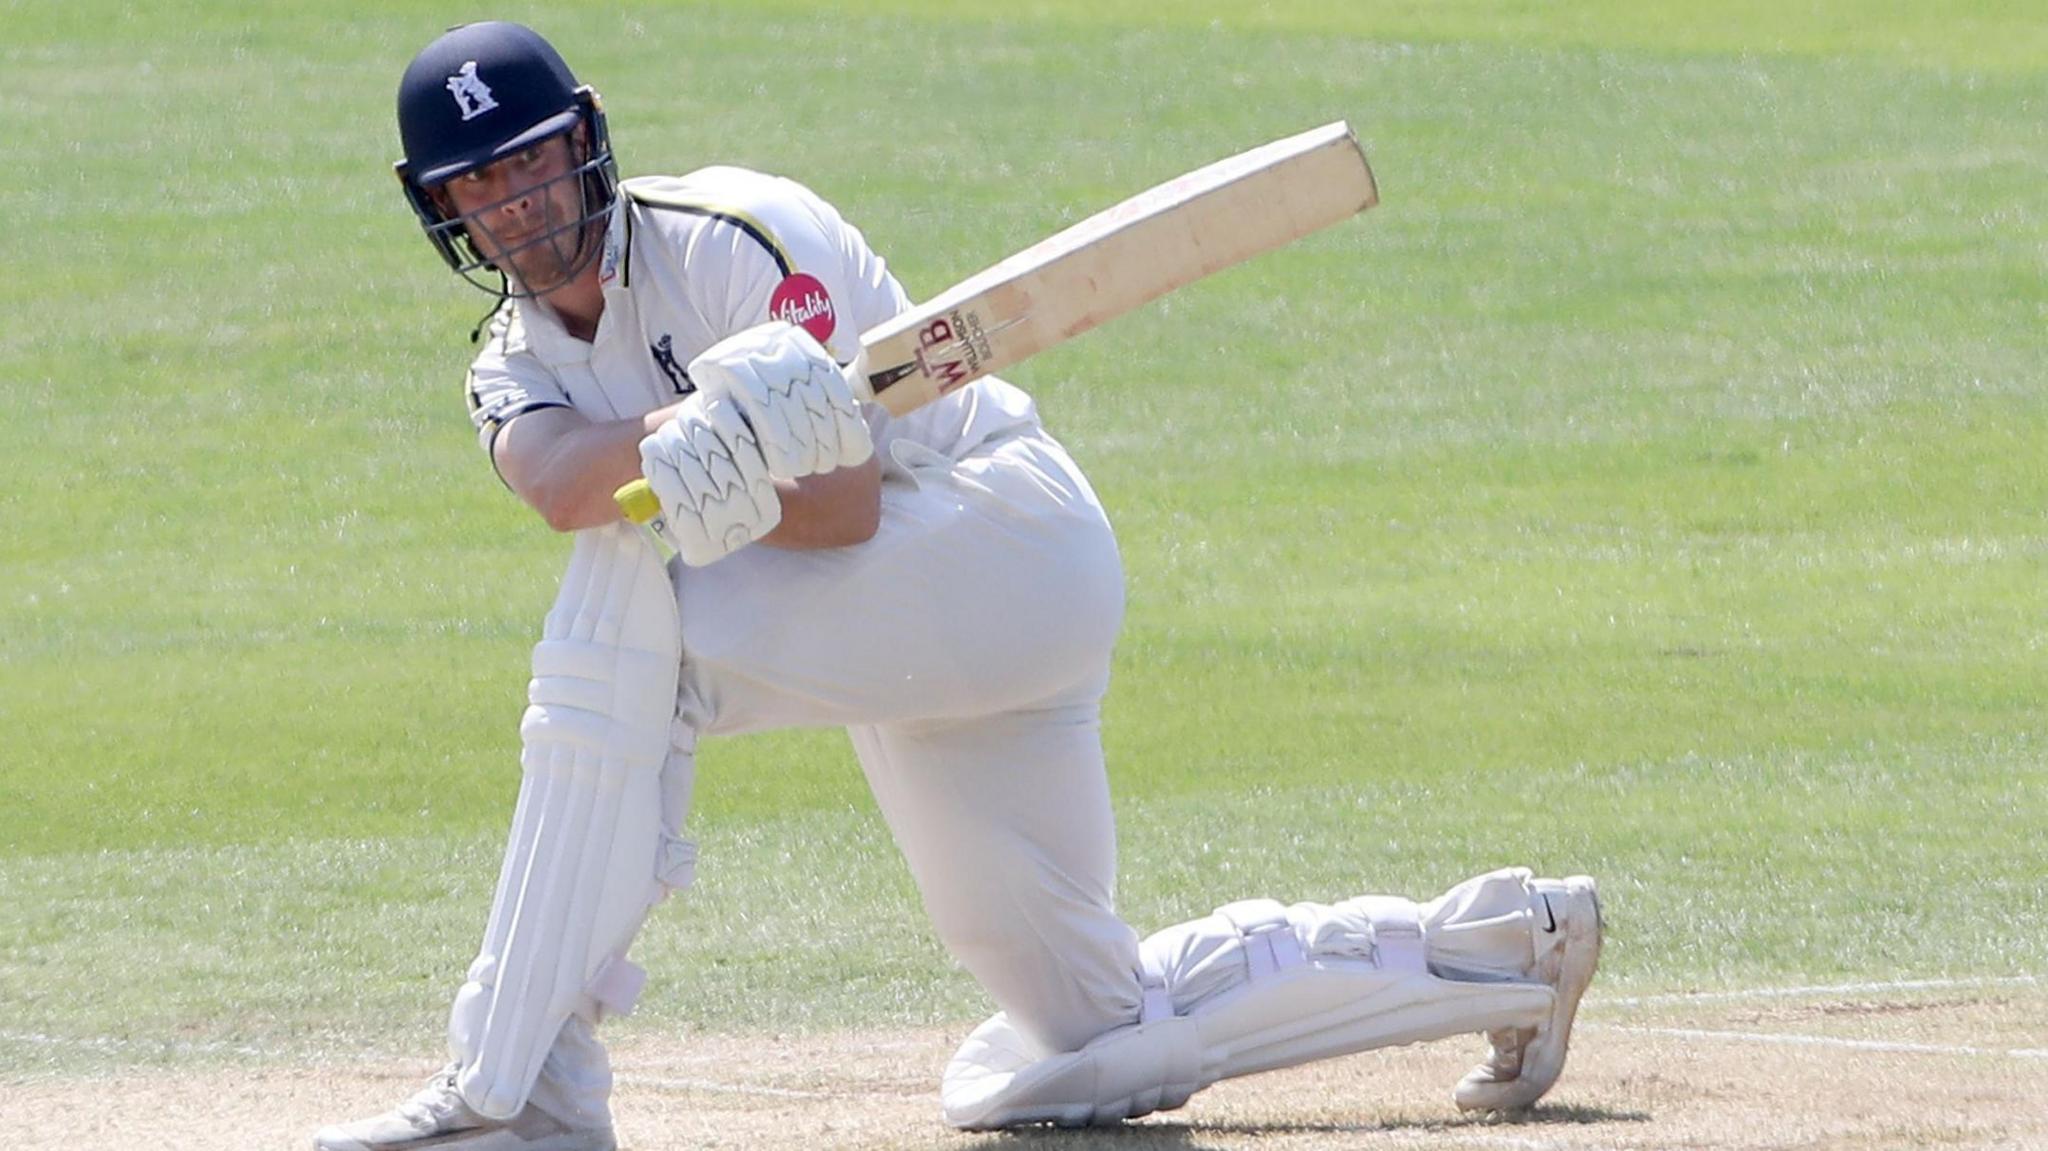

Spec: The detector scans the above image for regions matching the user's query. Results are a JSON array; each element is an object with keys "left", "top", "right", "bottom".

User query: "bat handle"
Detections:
[
  {"left": 614, "top": 478, "right": 660, "bottom": 524},
  {"left": 843, "top": 346, "right": 934, "bottom": 418},
  {"left": 842, "top": 348, "right": 876, "bottom": 404},
  {"left": 614, "top": 479, "right": 678, "bottom": 564}
]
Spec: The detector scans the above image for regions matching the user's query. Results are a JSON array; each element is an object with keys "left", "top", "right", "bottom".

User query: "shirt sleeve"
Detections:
[
  {"left": 661, "top": 167, "right": 909, "bottom": 364},
  {"left": 463, "top": 302, "right": 572, "bottom": 461},
  {"left": 641, "top": 168, "right": 1040, "bottom": 460}
]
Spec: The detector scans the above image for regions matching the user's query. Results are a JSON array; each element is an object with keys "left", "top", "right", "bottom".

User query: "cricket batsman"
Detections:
[{"left": 314, "top": 21, "right": 1604, "bottom": 1151}]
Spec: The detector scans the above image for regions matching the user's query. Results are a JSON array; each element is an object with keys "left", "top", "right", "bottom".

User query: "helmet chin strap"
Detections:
[{"left": 468, "top": 275, "right": 508, "bottom": 344}]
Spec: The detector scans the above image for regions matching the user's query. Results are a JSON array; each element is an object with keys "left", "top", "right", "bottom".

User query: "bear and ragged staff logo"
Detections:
[
  {"left": 446, "top": 61, "right": 500, "bottom": 121},
  {"left": 650, "top": 334, "right": 691, "bottom": 395}
]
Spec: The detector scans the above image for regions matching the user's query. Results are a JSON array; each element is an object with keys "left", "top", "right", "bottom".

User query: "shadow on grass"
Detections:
[{"left": 977, "top": 1102, "right": 1651, "bottom": 1148}]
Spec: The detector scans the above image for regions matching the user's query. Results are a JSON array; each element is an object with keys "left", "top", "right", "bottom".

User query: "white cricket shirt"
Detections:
[{"left": 462, "top": 167, "right": 1039, "bottom": 471}]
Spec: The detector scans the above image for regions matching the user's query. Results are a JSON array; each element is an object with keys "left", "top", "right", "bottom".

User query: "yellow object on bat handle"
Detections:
[
  {"left": 613, "top": 479, "right": 677, "bottom": 563},
  {"left": 615, "top": 478, "right": 662, "bottom": 525}
]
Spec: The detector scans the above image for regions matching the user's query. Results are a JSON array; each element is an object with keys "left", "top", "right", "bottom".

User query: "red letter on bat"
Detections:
[{"left": 912, "top": 345, "right": 972, "bottom": 392}]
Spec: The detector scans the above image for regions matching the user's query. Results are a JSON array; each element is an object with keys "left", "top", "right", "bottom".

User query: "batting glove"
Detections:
[
  {"left": 638, "top": 391, "right": 782, "bottom": 567},
  {"left": 687, "top": 320, "right": 873, "bottom": 479}
]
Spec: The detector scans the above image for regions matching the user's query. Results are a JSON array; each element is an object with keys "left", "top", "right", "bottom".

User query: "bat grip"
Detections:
[
  {"left": 842, "top": 349, "right": 876, "bottom": 404},
  {"left": 614, "top": 479, "right": 678, "bottom": 564},
  {"left": 614, "top": 478, "right": 661, "bottom": 525}
]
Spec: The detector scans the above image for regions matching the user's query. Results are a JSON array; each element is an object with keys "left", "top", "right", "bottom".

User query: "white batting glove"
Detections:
[
  {"left": 638, "top": 391, "right": 782, "bottom": 567},
  {"left": 687, "top": 320, "right": 873, "bottom": 479}
]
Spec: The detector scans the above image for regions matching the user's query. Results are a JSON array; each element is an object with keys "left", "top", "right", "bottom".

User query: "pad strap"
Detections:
[
  {"left": 1216, "top": 899, "right": 1308, "bottom": 980},
  {"left": 1354, "top": 896, "right": 1427, "bottom": 975},
  {"left": 1138, "top": 966, "right": 1174, "bottom": 1025},
  {"left": 586, "top": 957, "right": 648, "bottom": 1017}
]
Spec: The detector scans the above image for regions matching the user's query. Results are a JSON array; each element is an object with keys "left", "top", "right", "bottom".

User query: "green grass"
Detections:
[
  {"left": 3, "top": 0, "right": 2045, "bottom": 1073},
  {"left": 5, "top": 738, "right": 2040, "bottom": 1069}
]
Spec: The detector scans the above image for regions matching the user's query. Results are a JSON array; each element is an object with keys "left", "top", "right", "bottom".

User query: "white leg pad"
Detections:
[
  {"left": 941, "top": 895, "right": 1555, "bottom": 1130},
  {"left": 448, "top": 525, "right": 691, "bottom": 1121}
]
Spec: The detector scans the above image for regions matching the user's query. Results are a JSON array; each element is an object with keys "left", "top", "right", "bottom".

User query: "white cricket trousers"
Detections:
[{"left": 530, "top": 426, "right": 1145, "bottom": 1125}]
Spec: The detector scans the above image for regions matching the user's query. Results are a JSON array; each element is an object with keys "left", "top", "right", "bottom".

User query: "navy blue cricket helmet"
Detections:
[{"left": 393, "top": 22, "right": 618, "bottom": 297}]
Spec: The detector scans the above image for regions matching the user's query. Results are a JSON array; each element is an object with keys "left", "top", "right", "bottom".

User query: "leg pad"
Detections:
[
  {"left": 448, "top": 525, "right": 688, "bottom": 1121},
  {"left": 941, "top": 892, "right": 1554, "bottom": 1129}
]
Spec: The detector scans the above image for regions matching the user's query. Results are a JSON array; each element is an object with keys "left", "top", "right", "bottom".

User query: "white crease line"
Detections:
[
  {"left": 1595, "top": 1024, "right": 2048, "bottom": 1060},
  {"left": 616, "top": 1072, "right": 836, "bottom": 1100},
  {"left": 1362, "top": 1136, "right": 1556, "bottom": 1151},
  {"left": 1604, "top": 975, "right": 2040, "bottom": 1007},
  {"left": 1258, "top": 1130, "right": 1561, "bottom": 1151},
  {"left": 0, "top": 1031, "right": 841, "bottom": 1103},
  {"left": 0, "top": 1029, "right": 280, "bottom": 1060},
  {"left": 1433, "top": 1134, "right": 1565, "bottom": 1151}
]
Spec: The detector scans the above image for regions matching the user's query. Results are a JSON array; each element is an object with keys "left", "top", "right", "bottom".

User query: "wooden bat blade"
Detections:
[{"left": 853, "top": 121, "right": 1377, "bottom": 416}]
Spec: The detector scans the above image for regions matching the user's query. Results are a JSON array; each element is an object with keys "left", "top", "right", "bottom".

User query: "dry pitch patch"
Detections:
[{"left": 8, "top": 981, "right": 2042, "bottom": 1150}]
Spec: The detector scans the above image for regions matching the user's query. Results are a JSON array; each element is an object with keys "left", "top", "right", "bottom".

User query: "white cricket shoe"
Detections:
[
  {"left": 1454, "top": 875, "right": 1603, "bottom": 1112},
  {"left": 312, "top": 1065, "right": 616, "bottom": 1151}
]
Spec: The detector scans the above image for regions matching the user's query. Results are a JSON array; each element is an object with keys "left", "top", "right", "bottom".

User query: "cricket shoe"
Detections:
[
  {"left": 312, "top": 1064, "right": 616, "bottom": 1151},
  {"left": 1453, "top": 875, "right": 1603, "bottom": 1112}
]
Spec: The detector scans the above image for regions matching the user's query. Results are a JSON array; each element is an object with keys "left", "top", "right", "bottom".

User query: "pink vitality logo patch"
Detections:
[{"left": 770, "top": 273, "right": 836, "bottom": 342}]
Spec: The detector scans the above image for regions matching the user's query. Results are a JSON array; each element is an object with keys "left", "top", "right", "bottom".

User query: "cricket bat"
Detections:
[
  {"left": 617, "top": 122, "right": 1376, "bottom": 525},
  {"left": 849, "top": 120, "right": 1378, "bottom": 416}
]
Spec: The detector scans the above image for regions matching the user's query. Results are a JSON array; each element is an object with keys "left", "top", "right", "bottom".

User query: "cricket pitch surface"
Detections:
[{"left": 9, "top": 978, "right": 2043, "bottom": 1149}]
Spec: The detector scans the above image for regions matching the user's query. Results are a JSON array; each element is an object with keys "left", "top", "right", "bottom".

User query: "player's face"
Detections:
[{"left": 439, "top": 132, "right": 593, "bottom": 293}]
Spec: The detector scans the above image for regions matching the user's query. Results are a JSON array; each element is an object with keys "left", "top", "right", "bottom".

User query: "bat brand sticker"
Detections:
[
  {"left": 912, "top": 310, "right": 993, "bottom": 395},
  {"left": 769, "top": 273, "right": 836, "bottom": 342}
]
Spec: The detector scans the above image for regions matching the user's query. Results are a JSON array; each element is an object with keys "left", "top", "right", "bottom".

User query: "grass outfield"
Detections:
[{"left": 3, "top": 0, "right": 2044, "bottom": 1081}]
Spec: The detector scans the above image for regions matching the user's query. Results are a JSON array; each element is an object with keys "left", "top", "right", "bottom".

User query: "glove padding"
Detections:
[
  {"left": 638, "top": 391, "right": 782, "bottom": 567},
  {"left": 687, "top": 320, "right": 873, "bottom": 479}
]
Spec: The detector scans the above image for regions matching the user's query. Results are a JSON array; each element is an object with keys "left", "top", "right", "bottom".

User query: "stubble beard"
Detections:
[{"left": 501, "top": 193, "right": 601, "bottom": 296}]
